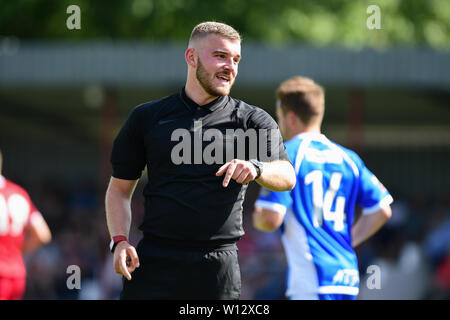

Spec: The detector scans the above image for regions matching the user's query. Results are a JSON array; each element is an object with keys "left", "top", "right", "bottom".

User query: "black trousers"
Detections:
[{"left": 120, "top": 238, "right": 241, "bottom": 300}]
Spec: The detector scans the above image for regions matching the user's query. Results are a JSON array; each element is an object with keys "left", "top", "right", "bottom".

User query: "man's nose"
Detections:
[
  {"left": 223, "top": 59, "right": 237, "bottom": 74},
  {"left": 223, "top": 61, "right": 232, "bottom": 71}
]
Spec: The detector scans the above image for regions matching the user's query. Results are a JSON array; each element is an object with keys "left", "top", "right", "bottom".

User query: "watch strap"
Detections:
[{"left": 250, "top": 159, "right": 263, "bottom": 179}]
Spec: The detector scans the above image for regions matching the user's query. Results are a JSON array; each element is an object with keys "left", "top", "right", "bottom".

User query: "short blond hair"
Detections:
[
  {"left": 276, "top": 76, "right": 325, "bottom": 126},
  {"left": 189, "top": 21, "right": 241, "bottom": 46}
]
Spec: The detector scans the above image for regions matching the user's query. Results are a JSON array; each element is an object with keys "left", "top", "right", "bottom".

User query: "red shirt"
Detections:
[{"left": 0, "top": 176, "right": 41, "bottom": 279}]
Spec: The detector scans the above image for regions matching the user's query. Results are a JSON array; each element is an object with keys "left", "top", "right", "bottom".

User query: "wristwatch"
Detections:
[
  {"left": 109, "top": 235, "right": 127, "bottom": 253},
  {"left": 249, "top": 159, "right": 263, "bottom": 180}
]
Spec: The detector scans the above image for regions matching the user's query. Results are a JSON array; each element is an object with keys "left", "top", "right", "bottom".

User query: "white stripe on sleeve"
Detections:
[
  {"left": 362, "top": 195, "right": 394, "bottom": 215},
  {"left": 254, "top": 200, "right": 287, "bottom": 215}
]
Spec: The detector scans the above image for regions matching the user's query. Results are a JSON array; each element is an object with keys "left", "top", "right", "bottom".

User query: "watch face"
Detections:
[
  {"left": 109, "top": 239, "right": 115, "bottom": 252},
  {"left": 250, "top": 159, "right": 263, "bottom": 178},
  {"left": 251, "top": 159, "right": 262, "bottom": 168}
]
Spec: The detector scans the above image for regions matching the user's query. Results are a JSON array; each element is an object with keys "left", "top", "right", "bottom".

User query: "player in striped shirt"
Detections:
[{"left": 253, "top": 76, "right": 393, "bottom": 300}]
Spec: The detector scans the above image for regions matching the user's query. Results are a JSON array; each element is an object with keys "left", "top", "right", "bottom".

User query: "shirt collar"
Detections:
[
  {"left": 292, "top": 132, "right": 327, "bottom": 142},
  {"left": 179, "top": 87, "right": 228, "bottom": 112}
]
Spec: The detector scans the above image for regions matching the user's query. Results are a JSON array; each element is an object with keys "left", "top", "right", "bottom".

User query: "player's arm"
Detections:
[
  {"left": 252, "top": 207, "right": 285, "bottom": 232},
  {"left": 256, "top": 160, "right": 296, "bottom": 191},
  {"left": 352, "top": 205, "right": 392, "bottom": 248},
  {"left": 216, "top": 159, "right": 296, "bottom": 191},
  {"left": 352, "top": 154, "right": 394, "bottom": 248},
  {"left": 22, "top": 213, "right": 52, "bottom": 254},
  {"left": 252, "top": 190, "right": 290, "bottom": 232},
  {"left": 105, "top": 177, "right": 140, "bottom": 280}
]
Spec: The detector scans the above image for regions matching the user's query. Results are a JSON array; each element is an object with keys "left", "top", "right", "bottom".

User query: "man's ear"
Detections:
[
  {"left": 287, "top": 110, "right": 298, "bottom": 126},
  {"left": 185, "top": 48, "right": 197, "bottom": 68}
]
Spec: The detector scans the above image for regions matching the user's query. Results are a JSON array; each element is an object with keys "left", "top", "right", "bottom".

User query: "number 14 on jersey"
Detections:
[{"left": 305, "top": 170, "right": 346, "bottom": 231}]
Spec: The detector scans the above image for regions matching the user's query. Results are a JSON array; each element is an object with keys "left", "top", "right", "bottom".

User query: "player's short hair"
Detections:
[
  {"left": 0, "top": 148, "right": 3, "bottom": 173},
  {"left": 276, "top": 76, "right": 325, "bottom": 126},
  {"left": 189, "top": 21, "right": 241, "bottom": 46}
]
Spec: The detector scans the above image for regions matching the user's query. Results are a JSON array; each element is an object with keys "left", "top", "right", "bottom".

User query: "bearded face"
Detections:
[
  {"left": 193, "top": 34, "right": 241, "bottom": 97},
  {"left": 196, "top": 56, "right": 235, "bottom": 97}
]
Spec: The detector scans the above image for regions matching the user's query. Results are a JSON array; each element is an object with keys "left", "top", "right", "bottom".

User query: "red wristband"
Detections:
[
  {"left": 113, "top": 235, "right": 127, "bottom": 243},
  {"left": 110, "top": 235, "right": 128, "bottom": 253}
]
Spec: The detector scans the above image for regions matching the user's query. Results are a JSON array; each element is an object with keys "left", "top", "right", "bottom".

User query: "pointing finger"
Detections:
[
  {"left": 222, "top": 161, "right": 237, "bottom": 187},
  {"left": 216, "top": 162, "right": 230, "bottom": 176}
]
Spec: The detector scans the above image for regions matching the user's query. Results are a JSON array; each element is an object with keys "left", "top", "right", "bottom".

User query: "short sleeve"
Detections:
[
  {"left": 356, "top": 165, "right": 393, "bottom": 215},
  {"left": 247, "top": 108, "right": 290, "bottom": 163},
  {"left": 28, "top": 202, "right": 44, "bottom": 227},
  {"left": 254, "top": 186, "right": 293, "bottom": 215},
  {"left": 110, "top": 108, "right": 146, "bottom": 180},
  {"left": 19, "top": 192, "right": 43, "bottom": 229}
]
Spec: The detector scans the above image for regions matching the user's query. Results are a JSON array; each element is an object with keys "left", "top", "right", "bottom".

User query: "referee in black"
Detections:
[{"left": 105, "top": 21, "right": 296, "bottom": 300}]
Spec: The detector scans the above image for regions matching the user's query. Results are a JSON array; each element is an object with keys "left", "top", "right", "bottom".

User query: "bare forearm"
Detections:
[
  {"left": 105, "top": 179, "right": 137, "bottom": 238},
  {"left": 257, "top": 160, "right": 296, "bottom": 191},
  {"left": 253, "top": 211, "right": 271, "bottom": 231},
  {"left": 352, "top": 208, "right": 391, "bottom": 247},
  {"left": 22, "top": 237, "right": 44, "bottom": 254},
  {"left": 252, "top": 209, "right": 283, "bottom": 232},
  {"left": 22, "top": 215, "right": 52, "bottom": 255},
  {"left": 106, "top": 195, "right": 132, "bottom": 237}
]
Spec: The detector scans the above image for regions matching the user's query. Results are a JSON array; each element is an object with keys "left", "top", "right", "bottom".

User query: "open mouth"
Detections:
[{"left": 216, "top": 73, "right": 231, "bottom": 83}]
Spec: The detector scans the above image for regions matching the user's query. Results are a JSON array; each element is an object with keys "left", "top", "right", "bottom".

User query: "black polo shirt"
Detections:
[{"left": 111, "top": 88, "right": 289, "bottom": 248}]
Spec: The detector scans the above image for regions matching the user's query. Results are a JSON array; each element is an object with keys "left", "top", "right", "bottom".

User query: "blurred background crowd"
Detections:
[{"left": 1, "top": 0, "right": 449, "bottom": 299}]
